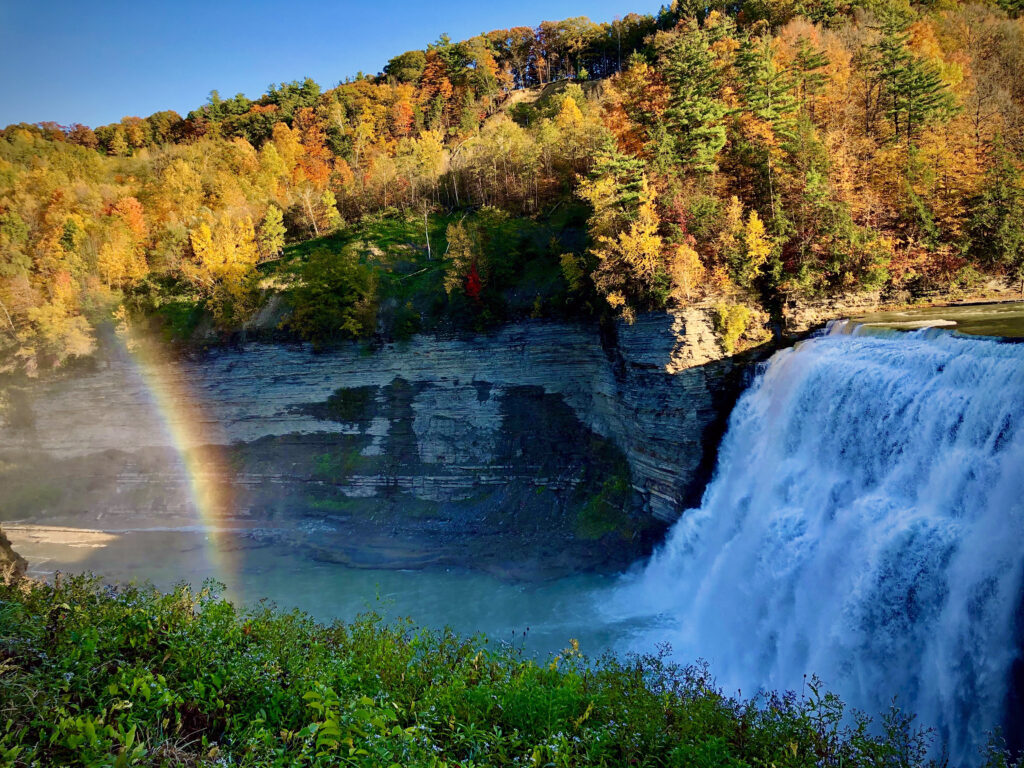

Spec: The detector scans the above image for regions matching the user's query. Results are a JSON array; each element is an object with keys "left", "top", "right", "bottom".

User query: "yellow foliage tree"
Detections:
[
  {"left": 669, "top": 241, "right": 706, "bottom": 303},
  {"left": 720, "top": 197, "right": 775, "bottom": 289},
  {"left": 555, "top": 96, "right": 585, "bottom": 131},
  {"left": 577, "top": 174, "right": 623, "bottom": 241},
  {"left": 272, "top": 122, "right": 305, "bottom": 184},
  {"left": 183, "top": 217, "right": 259, "bottom": 324},
  {"left": 592, "top": 176, "right": 664, "bottom": 320},
  {"left": 25, "top": 271, "right": 95, "bottom": 366},
  {"left": 743, "top": 210, "right": 773, "bottom": 281},
  {"left": 97, "top": 229, "right": 147, "bottom": 289},
  {"left": 443, "top": 221, "right": 476, "bottom": 296}
]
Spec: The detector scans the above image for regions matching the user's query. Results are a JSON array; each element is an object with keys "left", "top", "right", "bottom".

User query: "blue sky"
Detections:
[{"left": 0, "top": 0, "right": 663, "bottom": 129}]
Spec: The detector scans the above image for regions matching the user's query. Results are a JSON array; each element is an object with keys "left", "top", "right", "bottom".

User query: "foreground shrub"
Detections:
[{"left": 0, "top": 574, "right": 1013, "bottom": 767}]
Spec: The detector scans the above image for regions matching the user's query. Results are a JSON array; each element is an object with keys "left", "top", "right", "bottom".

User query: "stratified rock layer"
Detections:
[{"left": 0, "top": 310, "right": 755, "bottom": 578}]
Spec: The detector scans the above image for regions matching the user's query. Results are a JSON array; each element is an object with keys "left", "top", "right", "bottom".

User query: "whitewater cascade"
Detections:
[{"left": 608, "top": 322, "right": 1024, "bottom": 763}]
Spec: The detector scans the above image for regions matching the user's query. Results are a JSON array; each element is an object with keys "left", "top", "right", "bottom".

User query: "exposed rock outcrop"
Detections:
[
  {"left": 0, "top": 310, "right": 763, "bottom": 578},
  {"left": 0, "top": 527, "right": 27, "bottom": 579}
]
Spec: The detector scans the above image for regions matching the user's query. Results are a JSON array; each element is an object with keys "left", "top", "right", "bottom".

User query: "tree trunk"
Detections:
[
  {"left": 0, "top": 297, "right": 15, "bottom": 333},
  {"left": 424, "top": 205, "right": 432, "bottom": 260}
]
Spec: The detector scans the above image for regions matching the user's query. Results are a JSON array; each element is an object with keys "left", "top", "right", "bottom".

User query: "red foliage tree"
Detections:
[{"left": 465, "top": 261, "right": 483, "bottom": 300}]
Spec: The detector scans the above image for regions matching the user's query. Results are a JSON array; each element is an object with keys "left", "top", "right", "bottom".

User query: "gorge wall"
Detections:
[{"left": 0, "top": 309, "right": 760, "bottom": 580}]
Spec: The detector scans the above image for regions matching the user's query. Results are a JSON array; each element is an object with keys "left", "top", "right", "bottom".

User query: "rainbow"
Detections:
[{"left": 116, "top": 329, "right": 240, "bottom": 594}]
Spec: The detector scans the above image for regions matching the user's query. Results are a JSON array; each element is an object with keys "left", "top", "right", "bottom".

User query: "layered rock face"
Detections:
[{"left": 0, "top": 310, "right": 754, "bottom": 579}]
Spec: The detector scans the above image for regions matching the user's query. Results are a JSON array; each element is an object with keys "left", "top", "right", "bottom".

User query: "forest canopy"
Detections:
[{"left": 2, "top": 0, "right": 1023, "bottom": 369}]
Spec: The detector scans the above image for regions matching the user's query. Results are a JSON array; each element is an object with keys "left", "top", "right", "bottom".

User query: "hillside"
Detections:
[{"left": 2, "top": 0, "right": 1024, "bottom": 372}]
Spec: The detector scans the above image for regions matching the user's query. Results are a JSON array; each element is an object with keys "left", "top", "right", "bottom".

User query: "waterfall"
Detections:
[{"left": 608, "top": 323, "right": 1024, "bottom": 763}]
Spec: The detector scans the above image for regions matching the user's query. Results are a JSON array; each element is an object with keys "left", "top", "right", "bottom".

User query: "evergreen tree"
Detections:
[
  {"left": 659, "top": 20, "right": 728, "bottom": 174},
  {"left": 735, "top": 34, "right": 799, "bottom": 223},
  {"left": 736, "top": 35, "right": 798, "bottom": 140},
  {"left": 870, "top": 10, "right": 956, "bottom": 145},
  {"left": 793, "top": 37, "right": 829, "bottom": 119},
  {"left": 895, "top": 56, "right": 957, "bottom": 145}
]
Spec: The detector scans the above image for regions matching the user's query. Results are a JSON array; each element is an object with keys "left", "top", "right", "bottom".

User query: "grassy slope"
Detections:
[
  {"left": 261, "top": 205, "right": 588, "bottom": 337},
  {"left": 0, "top": 574, "right": 986, "bottom": 768},
  {"left": 137, "top": 203, "right": 592, "bottom": 345}
]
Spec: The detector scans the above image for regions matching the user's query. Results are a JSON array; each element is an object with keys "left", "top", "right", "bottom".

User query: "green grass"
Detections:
[
  {"left": 262, "top": 212, "right": 455, "bottom": 282},
  {"left": 256, "top": 206, "right": 587, "bottom": 342},
  {"left": 575, "top": 473, "right": 633, "bottom": 540},
  {"left": 0, "top": 574, "right": 1003, "bottom": 767}
]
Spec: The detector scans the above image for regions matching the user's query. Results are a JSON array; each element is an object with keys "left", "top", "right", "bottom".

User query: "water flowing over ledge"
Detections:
[{"left": 607, "top": 322, "right": 1024, "bottom": 764}]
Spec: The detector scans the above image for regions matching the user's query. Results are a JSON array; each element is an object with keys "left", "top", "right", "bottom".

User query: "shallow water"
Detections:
[
  {"left": 853, "top": 299, "right": 1024, "bottom": 338},
  {"left": 10, "top": 522, "right": 625, "bottom": 657}
]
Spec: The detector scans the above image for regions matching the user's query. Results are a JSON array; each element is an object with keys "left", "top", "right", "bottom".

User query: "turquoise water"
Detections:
[{"left": 12, "top": 525, "right": 626, "bottom": 657}]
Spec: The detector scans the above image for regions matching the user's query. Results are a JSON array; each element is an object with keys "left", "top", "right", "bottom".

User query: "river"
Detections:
[{"left": 6, "top": 301, "right": 1024, "bottom": 762}]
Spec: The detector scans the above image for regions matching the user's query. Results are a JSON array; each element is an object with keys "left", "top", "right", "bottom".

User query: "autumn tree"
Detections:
[
  {"left": 603, "top": 54, "right": 669, "bottom": 156},
  {"left": 443, "top": 220, "right": 479, "bottom": 297},
  {"left": 669, "top": 241, "right": 706, "bottom": 303},
  {"left": 588, "top": 175, "right": 665, "bottom": 320},
  {"left": 182, "top": 217, "right": 260, "bottom": 324},
  {"left": 718, "top": 196, "right": 779, "bottom": 289},
  {"left": 258, "top": 206, "right": 286, "bottom": 261},
  {"left": 25, "top": 271, "right": 95, "bottom": 367}
]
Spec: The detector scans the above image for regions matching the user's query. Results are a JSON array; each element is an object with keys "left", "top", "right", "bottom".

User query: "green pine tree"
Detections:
[
  {"left": 659, "top": 20, "right": 729, "bottom": 174},
  {"left": 736, "top": 35, "right": 799, "bottom": 140},
  {"left": 870, "top": 10, "right": 957, "bottom": 146},
  {"left": 895, "top": 56, "right": 957, "bottom": 144},
  {"left": 793, "top": 37, "right": 829, "bottom": 118},
  {"left": 735, "top": 34, "right": 799, "bottom": 223}
]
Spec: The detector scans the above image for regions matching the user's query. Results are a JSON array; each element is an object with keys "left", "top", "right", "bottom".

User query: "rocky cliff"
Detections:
[{"left": 0, "top": 309, "right": 760, "bottom": 579}]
